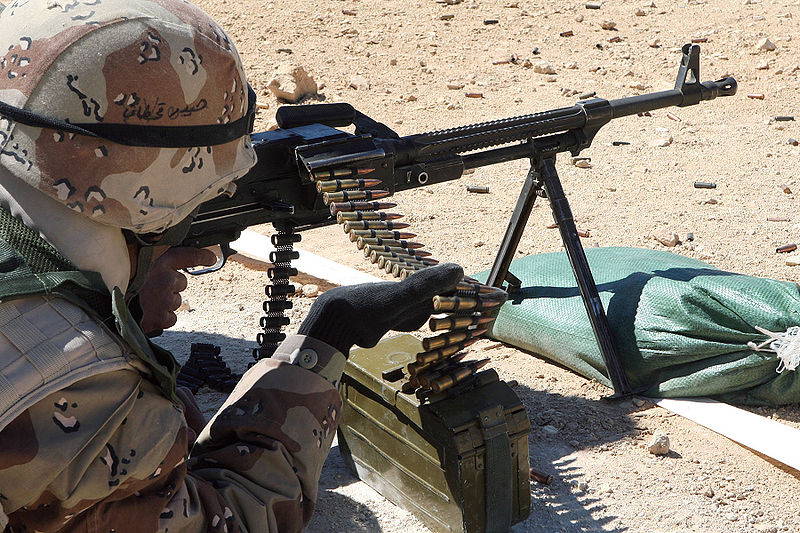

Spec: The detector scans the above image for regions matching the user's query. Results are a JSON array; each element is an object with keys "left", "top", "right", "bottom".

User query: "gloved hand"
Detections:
[{"left": 298, "top": 263, "right": 464, "bottom": 355}]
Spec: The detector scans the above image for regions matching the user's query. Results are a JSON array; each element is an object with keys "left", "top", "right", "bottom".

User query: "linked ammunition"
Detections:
[
  {"left": 311, "top": 167, "right": 375, "bottom": 180},
  {"left": 370, "top": 249, "right": 433, "bottom": 263},
  {"left": 367, "top": 245, "right": 431, "bottom": 258},
  {"left": 433, "top": 295, "right": 503, "bottom": 312},
  {"left": 323, "top": 189, "right": 391, "bottom": 203},
  {"left": 392, "top": 262, "right": 422, "bottom": 276},
  {"left": 408, "top": 352, "right": 468, "bottom": 380},
  {"left": 348, "top": 229, "right": 417, "bottom": 242},
  {"left": 429, "top": 358, "right": 490, "bottom": 393},
  {"left": 422, "top": 327, "right": 488, "bottom": 352},
  {"left": 429, "top": 315, "right": 494, "bottom": 331},
  {"left": 343, "top": 220, "right": 410, "bottom": 232},
  {"left": 455, "top": 281, "right": 506, "bottom": 296},
  {"left": 416, "top": 339, "right": 480, "bottom": 365},
  {"left": 265, "top": 284, "right": 295, "bottom": 297},
  {"left": 330, "top": 201, "right": 397, "bottom": 215},
  {"left": 356, "top": 237, "right": 424, "bottom": 250},
  {"left": 337, "top": 211, "right": 403, "bottom": 223},
  {"left": 315, "top": 178, "right": 382, "bottom": 193}
]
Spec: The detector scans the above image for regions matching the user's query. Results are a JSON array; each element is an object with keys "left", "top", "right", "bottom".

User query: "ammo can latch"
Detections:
[{"left": 478, "top": 405, "right": 513, "bottom": 533}]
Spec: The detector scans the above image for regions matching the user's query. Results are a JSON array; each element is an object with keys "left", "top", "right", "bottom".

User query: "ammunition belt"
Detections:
[
  {"left": 176, "top": 342, "right": 240, "bottom": 394},
  {"left": 314, "top": 166, "right": 508, "bottom": 401},
  {"left": 254, "top": 226, "right": 300, "bottom": 360}
]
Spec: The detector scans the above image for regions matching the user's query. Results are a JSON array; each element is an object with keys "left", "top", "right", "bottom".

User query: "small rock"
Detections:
[
  {"left": 703, "top": 487, "right": 715, "bottom": 498},
  {"left": 757, "top": 38, "right": 777, "bottom": 52},
  {"left": 635, "top": 7, "right": 646, "bottom": 15},
  {"left": 600, "top": 20, "right": 617, "bottom": 30},
  {"left": 651, "top": 136, "right": 674, "bottom": 147},
  {"left": 632, "top": 397, "right": 646, "bottom": 407},
  {"left": 648, "top": 433, "right": 670, "bottom": 455},
  {"left": 348, "top": 75, "right": 370, "bottom": 91},
  {"left": 703, "top": 198, "right": 719, "bottom": 205},
  {"left": 177, "top": 298, "right": 192, "bottom": 312},
  {"left": 542, "top": 425, "right": 559, "bottom": 435},
  {"left": 725, "top": 513, "right": 739, "bottom": 522},
  {"left": 575, "top": 13, "right": 584, "bottom": 22},
  {"left": 574, "top": 159, "right": 592, "bottom": 168},
  {"left": 598, "top": 484, "right": 613, "bottom": 495},
  {"left": 653, "top": 231, "right": 680, "bottom": 247},
  {"left": 787, "top": 258, "right": 800, "bottom": 266},
  {"left": 570, "top": 480, "right": 589, "bottom": 493},
  {"left": 649, "top": 38, "right": 661, "bottom": 48},
  {"left": 447, "top": 82, "right": 465, "bottom": 90},
  {"left": 756, "top": 60, "right": 770, "bottom": 70},
  {"left": 533, "top": 60, "right": 557, "bottom": 74},
  {"left": 565, "top": 61, "right": 579, "bottom": 69},
  {"left": 302, "top": 284, "right": 320, "bottom": 298},
  {"left": 474, "top": 240, "right": 485, "bottom": 247},
  {"left": 267, "top": 65, "right": 318, "bottom": 103}
]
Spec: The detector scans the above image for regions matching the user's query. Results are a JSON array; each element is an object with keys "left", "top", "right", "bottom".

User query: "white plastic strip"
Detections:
[
  {"left": 232, "top": 229, "right": 382, "bottom": 286},
  {"left": 656, "top": 397, "right": 800, "bottom": 471},
  {"left": 233, "top": 230, "right": 800, "bottom": 472}
]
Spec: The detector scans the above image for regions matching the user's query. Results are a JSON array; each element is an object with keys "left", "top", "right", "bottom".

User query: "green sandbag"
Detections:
[{"left": 472, "top": 247, "right": 800, "bottom": 406}]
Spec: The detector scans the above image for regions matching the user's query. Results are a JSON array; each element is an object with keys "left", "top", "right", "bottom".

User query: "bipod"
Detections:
[{"left": 486, "top": 152, "right": 636, "bottom": 398}]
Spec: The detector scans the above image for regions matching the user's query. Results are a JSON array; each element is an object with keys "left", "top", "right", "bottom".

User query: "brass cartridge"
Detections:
[
  {"left": 357, "top": 237, "right": 424, "bottom": 250},
  {"left": 433, "top": 295, "right": 502, "bottom": 312},
  {"left": 324, "top": 189, "right": 391, "bottom": 203},
  {"left": 348, "top": 229, "right": 416, "bottom": 242},
  {"left": 329, "top": 201, "right": 396, "bottom": 215},
  {"left": 429, "top": 315, "right": 494, "bottom": 332},
  {"left": 421, "top": 327, "right": 488, "bottom": 352},
  {"left": 429, "top": 358, "right": 490, "bottom": 393},
  {"left": 337, "top": 211, "right": 403, "bottom": 224},
  {"left": 311, "top": 167, "right": 374, "bottom": 180},
  {"left": 343, "top": 220, "right": 410, "bottom": 232},
  {"left": 316, "top": 178, "right": 382, "bottom": 193}
]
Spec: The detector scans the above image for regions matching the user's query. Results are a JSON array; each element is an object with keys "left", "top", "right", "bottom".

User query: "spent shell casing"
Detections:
[
  {"left": 694, "top": 181, "right": 717, "bottom": 189},
  {"left": 330, "top": 201, "right": 396, "bottom": 215},
  {"left": 337, "top": 211, "right": 403, "bottom": 224},
  {"left": 777, "top": 243, "right": 798, "bottom": 253},
  {"left": 311, "top": 167, "right": 375, "bottom": 180},
  {"left": 316, "top": 178, "right": 383, "bottom": 193},
  {"left": 530, "top": 468, "right": 554, "bottom": 485},
  {"left": 466, "top": 185, "right": 490, "bottom": 194},
  {"left": 343, "top": 220, "right": 409, "bottom": 232},
  {"left": 429, "top": 315, "right": 493, "bottom": 331},
  {"left": 324, "top": 189, "right": 391, "bottom": 203}
]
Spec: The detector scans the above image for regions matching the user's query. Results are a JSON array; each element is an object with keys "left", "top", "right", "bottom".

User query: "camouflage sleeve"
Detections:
[
  {"left": 0, "top": 334, "right": 343, "bottom": 533},
  {"left": 188, "top": 335, "right": 344, "bottom": 532}
]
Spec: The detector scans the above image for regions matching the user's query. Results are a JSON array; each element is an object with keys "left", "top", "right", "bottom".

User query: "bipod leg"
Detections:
[
  {"left": 486, "top": 166, "right": 541, "bottom": 292},
  {"left": 538, "top": 157, "right": 634, "bottom": 398}
]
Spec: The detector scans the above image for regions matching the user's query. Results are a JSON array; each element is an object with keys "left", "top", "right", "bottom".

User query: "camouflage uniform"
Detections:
[{"left": 0, "top": 1, "right": 345, "bottom": 532}]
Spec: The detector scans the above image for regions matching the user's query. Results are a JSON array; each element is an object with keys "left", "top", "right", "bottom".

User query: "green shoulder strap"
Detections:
[{"left": 0, "top": 207, "right": 180, "bottom": 402}]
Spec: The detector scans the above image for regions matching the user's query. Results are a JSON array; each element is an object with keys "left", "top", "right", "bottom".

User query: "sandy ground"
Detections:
[{"left": 157, "top": 0, "right": 800, "bottom": 531}]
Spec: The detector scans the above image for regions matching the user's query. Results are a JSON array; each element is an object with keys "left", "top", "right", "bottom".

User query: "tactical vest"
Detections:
[{"left": 0, "top": 207, "right": 180, "bottom": 432}]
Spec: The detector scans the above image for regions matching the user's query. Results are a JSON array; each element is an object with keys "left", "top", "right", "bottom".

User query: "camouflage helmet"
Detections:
[{"left": 0, "top": 0, "right": 257, "bottom": 234}]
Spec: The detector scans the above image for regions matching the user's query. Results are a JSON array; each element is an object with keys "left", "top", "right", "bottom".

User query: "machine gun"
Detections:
[{"left": 181, "top": 44, "right": 736, "bottom": 397}]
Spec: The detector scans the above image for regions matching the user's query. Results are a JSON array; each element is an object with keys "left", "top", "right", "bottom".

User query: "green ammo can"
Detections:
[{"left": 337, "top": 334, "right": 531, "bottom": 533}]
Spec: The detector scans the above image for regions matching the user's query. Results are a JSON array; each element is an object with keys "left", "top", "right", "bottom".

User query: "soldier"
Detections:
[{"left": 0, "top": 1, "right": 463, "bottom": 531}]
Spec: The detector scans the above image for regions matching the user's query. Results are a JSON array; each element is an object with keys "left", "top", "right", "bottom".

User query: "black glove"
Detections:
[{"left": 298, "top": 263, "right": 464, "bottom": 355}]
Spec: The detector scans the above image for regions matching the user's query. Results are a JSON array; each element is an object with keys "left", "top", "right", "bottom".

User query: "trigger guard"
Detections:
[{"left": 185, "top": 243, "right": 236, "bottom": 275}]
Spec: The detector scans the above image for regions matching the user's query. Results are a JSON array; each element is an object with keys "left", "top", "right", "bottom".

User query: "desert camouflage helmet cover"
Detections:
[{"left": 0, "top": 0, "right": 257, "bottom": 234}]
